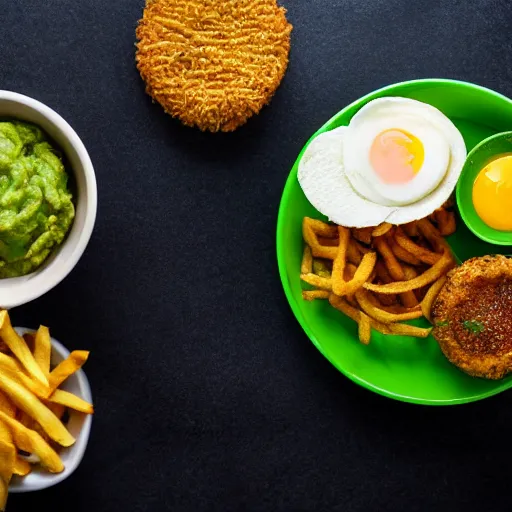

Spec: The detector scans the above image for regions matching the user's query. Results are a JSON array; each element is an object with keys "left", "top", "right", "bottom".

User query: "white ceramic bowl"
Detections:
[
  {"left": 0, "top": 91, "right": 97, "bottom": 309},
  {"left": 9, "top": 327, "right": 93, "bottom": 492}
]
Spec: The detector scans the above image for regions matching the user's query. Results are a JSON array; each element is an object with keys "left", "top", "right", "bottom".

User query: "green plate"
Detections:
[{"left": 276, "top": 78, "right": 512, "bottom": 405}]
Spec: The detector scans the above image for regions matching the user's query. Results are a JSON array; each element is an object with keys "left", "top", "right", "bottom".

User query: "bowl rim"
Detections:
[
  {"left": 0, "top": 90, "right": 97, "bottom": 309},
  {"left": 456, "top": 130, "right": 512, "bottom": 245},
  {"left": 9, "top": 327, "right": 93, "bottom": 493},
  {"left": 276, "top": 78, "right": 512, "bottom": 405}
]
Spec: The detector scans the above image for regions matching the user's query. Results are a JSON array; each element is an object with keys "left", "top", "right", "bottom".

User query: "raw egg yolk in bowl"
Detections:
[{"left": 473, "top": 154, "right": 512, "bottom": 231}]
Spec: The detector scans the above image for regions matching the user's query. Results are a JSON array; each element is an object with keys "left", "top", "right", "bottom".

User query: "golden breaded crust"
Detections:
[
  {"left": 136, "top": 0, "right": 292, "bottom": 132},
  {"left": 432, "top": 255, "right": 512, "bottom": 379}
]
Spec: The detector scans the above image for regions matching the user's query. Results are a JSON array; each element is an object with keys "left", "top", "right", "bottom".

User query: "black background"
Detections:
[{"left": 2, "top": 1, "right": 512, "bottom": 511}]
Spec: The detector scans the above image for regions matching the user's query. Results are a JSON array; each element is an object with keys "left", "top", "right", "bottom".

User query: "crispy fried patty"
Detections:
[
  {"left": 136, "top": 0, "right": 292, "bottom": 132},
  {"left": 432, "top": 255, "right": 512, "bottom": 379}
]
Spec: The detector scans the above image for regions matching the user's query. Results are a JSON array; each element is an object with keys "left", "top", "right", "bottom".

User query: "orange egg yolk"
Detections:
[
  {"left": 369, "top": 129, "right": 424, "bottom": 184},
  {"left": 472, "top": 155, "right": 512, "bottom": 231}
]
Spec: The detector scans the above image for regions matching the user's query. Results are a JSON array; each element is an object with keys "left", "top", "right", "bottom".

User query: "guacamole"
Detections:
[{"left": 0, "top": 120, "right": 75, "bottom": 278}]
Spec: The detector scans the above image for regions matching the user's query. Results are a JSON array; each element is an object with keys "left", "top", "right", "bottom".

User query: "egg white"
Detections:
[
  {"left": 343, "top": 111, "right": 450, "bottom": 206},
  {"left": 297, "top": 97, "right": 467, "bottom": 228}
]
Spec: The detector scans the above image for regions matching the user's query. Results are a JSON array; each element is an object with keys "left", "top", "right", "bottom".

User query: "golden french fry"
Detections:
[
  {"left": 372, "top": 222, "right": 392, "bottom": 237},
  {"left": 352, "top": 227, "right": 373, "bottom": 245},
  {"left": 395, "top": 226, "right": 440, "bottom": 265},
  {"left": 387, "top": 235, "right": 422, "bottom": 265},
  {"left": 346, "top": 240, "right": 362, "bottom": 265},
  {"left": 434, "top": 209, "right": 456, "bottom": 236},
  {"left": 421, "top": 276, "right": 448, "bottom": 321},
  {"left": 0, "top": 412, "right": 64, "bottom": 473},
  {"left": 345, "top": 252, "right": 378, "bottom": 296},
  {"left": 387, "top": 323, "right": 432, "bottom": 338},
  {"left": 0, "top": 438, "right": 15, "bottom": 511},
  {"left": 416, "top": 218, "right": 449, "bottom": 253},
  {"left": 301, "top": 245, "right": 313, "bottom": 274},
  {"left": 330, "top": 294, "right": 391, "bottom": 335},
  {"left": 304, "top": 218, "right": 338, "bottom": 238},
  {"left": 34, "top": 326, "right": 51, "bottom": 379},
  {"left": 403, "top": 221, "right": 420, "bottom": 237},
  {"left": 374, "top": 236, "right": 418, "bottom": 307},
  {"left": 402, "top": 264, "right": 418, "bottom": 280},
  {"left": 364, "top": 249, "right": 454, "bottom": 294},
  {"left": 303, "top": 221, "right": 337, "bottom": 259},
  {"left": 300, "top": 273, "right": 332, "bottom": 291},
  {"left": 358, "top": 311, "right": 371, "bottom": 345},
  {"left": 329, "top": 293, "right": 360, "bottom": 322},
  {"left": 355, "top": 289, "right": 423, "bottom": 324},
  {"left": 49, "top": 389, "right": 94, "bottom": 415},
  {"left": 302, "top": 290, "right": 330, "bottom": 301},
  {"left": 13, "top": 457, "right": 31, "bottom": 477},
  {"left": 0, "top": 311, "right": 48, "bottom": 387},
  {"left": 48, "top": 351, "right": 89, "bottom": 394},
  {"left": 332, "top": 226, "right": 350, "bottom": 295},
  {"left": 0, "top": 372, "right": 74, "bottom": 447},
  {"left": 0, "top": 393, "right": 15, "bottom": 419}
]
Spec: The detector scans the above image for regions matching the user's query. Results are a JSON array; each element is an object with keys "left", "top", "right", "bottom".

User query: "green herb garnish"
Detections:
[
  {"left": 436, "top": 320, "right": 449, "bottom": 327},
  {"left": 463, "top": 320, "right": 484, "bottom": 334}
]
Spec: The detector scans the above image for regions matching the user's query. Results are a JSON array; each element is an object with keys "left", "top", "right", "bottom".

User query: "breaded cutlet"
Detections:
[
  {"left": 136, "top": 0, "right": 292, "bottom": 132},
  {"left": 432, "top": 255, "right": 512, "bottom": 379}
]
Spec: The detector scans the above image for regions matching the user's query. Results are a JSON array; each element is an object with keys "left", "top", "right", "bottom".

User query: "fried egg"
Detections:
[{"left": 298, "top": 97, "right": 467, "bottom": 227}]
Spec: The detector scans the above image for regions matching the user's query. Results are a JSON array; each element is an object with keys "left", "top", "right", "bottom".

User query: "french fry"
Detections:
[
  {"left": 358, "top": 312, "right": 371, "bottom": 345},
  {"left": 403, "top": 221, "right": 420, "bottom": 237},
  {"left": 34, "top": 326, "right": 51, "bottom": 379},
  {"left": 0, "top": 438, "right": 15, "bottom": 511},
  {"left": 374, "top": 236, "right": 418, "bottom": 307},
  {"left": 387, "top": 323, "right": 432, "bottom": 338},
  {"left": 302, "top": 290, "right": 330, "bottom": 301},
  {"left": 387, "top": 234, "right": 422, "bottom": 265},
  {"left": 0, "top": 312, "right": 48, "bottom": 387},
  {"left": 364, "top": 249, "right": 454, "bottom": 294},
  {"left": 0, "top": 372, "right": 75, "bottom": 447},
  {"left": 300, "top": 273, "right": 332, "bottom": 291},
  {"left": 332, "top": 226, "right": 350, "bottom": 295},
  {"left": 421, "top": 276, "right": 447, "bottom": 321},
  {"left": 304, "top": 218, "right": 338, "bottom": 238},
  {"left": 303, "top": 220, "right": 337, "bottom": 259},
  {"left": 372, "top": 222, "right": 392, "bottom": 237},
  {"left": 403, "top": 264, "right": 418, "bottom": 280},
  {"left": 0, "top": 412, "right": 64, "bottom": 473},
  {"left": 0, "top": 393, "right": 15, "bottom": 419},
  {"left": 329, "top": 294, "right": 391, "bottom": 340},
  {"left": 352, "top": 227, "right": 373, "bottom": 245},
  {"left": 416, "top": 218, "right": 450, "bottom": 253},
  {"left": 345, "top": 252, "right": 378, "bottom": 296},
  {"left": 434, "top": 209, "right": 456, "bottom": 236},
  {"left": 13, "top": 457, "right": 31, "bottom": 477},
  {"left": 355, "top": 289, "right": 423, "bottom": 324},
  {"left": 347, "top": 240, "right": 362, "bottom": 265},
  {"left": 395, "top": 226, "right": 440, "bottom": 265},
  {"left": 48, "top": 389, "right": 94, "bottom": 415},
  {"left": 48, "top": 351, "right": 89, "bottom": 395}
]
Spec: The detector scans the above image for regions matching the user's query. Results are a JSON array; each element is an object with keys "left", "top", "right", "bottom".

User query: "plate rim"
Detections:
[{"left": 276, "top": 77, "right": 512, "bottom": 406}]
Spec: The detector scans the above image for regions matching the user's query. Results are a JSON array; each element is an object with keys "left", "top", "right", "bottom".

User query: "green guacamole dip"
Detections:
[{"left": 0, "top": 120, "right": 75, "bottom": 278}]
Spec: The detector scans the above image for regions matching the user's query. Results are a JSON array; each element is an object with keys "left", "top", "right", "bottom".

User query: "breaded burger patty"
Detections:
[
  {"left": 432, "top": 255, "right": 512, "bottom": 379},
  {"left": 136, "top": 0, "right": 292, "bottom": 132}
]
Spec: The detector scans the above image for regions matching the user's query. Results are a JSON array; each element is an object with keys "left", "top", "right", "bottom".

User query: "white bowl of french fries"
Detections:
[{"left": 0, "top": 310, "right": 93, "bottom": 504}]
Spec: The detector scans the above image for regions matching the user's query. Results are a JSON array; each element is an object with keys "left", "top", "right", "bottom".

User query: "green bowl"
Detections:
[
  {"left": 277, "top": 78, "right": 512, "bottom": 405},
  {"left": 457, "top": 131, "right": 512, "bottom": 245}
]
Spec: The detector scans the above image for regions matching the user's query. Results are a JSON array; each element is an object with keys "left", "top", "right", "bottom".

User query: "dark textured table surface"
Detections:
[{"left": 2, "top": 1, "right": 512, "bottom": 511}]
